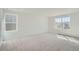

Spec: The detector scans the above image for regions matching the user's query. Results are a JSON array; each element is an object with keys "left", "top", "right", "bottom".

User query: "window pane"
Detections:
[
  {"left": 6, "top": 23, "right": 16, "bottom": 31},
  {"left": 5, "top": 15, "right": 16, "bottom": 22},
  {"left": 55, "top": 16, "right": 70, "bottom": 29}
]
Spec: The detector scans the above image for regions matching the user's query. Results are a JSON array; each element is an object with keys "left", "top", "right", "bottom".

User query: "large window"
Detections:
[
  {"left": 5, "top": 14, "right": 18, "bottom": 31},
  {"left": 55, "top": 16, "right": 70, "bottom": 29}
]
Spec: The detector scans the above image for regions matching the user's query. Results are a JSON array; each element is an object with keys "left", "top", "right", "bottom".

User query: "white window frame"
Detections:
[{"left": 4, "top": 13, "right": 18, "bottom": 32}]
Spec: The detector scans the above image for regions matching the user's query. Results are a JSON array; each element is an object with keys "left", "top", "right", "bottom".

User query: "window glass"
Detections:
[{"left": 55, "top": 16, "right": 70, "bottom": 29}]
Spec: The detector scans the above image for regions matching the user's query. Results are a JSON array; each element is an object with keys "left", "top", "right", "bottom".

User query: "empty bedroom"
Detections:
[{"left": 0, "top": 8, "right": 79, "bottom": 51}]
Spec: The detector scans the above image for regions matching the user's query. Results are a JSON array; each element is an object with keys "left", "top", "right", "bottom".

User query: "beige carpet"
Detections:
[{"left": 0, "top": 33, "right": 79, "bottom": 51}]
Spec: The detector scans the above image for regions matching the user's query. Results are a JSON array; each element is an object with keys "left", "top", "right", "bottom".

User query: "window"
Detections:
[
  {"left": 5, "top": 14, "right": 17, "bottom": 31},
  {"left": 55, "top": 16, "right": 70, "bottom": 29}
]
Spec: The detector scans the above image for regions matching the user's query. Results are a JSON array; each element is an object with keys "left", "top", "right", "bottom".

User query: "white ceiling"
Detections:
[{"left": 6, "top": 8, "right": 79, "bottom": 16}]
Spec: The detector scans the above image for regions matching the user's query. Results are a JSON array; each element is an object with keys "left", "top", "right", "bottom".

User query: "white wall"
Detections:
[
  {"left": 4, "top": 10, "right": 48, "bottom": 40},
  {"left": 48, "top": 12, "right": 79, "bottom": 37},
  {"left": 0, "top": 9, "right": 4, "bottom": 40},
  {"left": 0, "top": 20, "right": 1, "bottom": 38}
]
